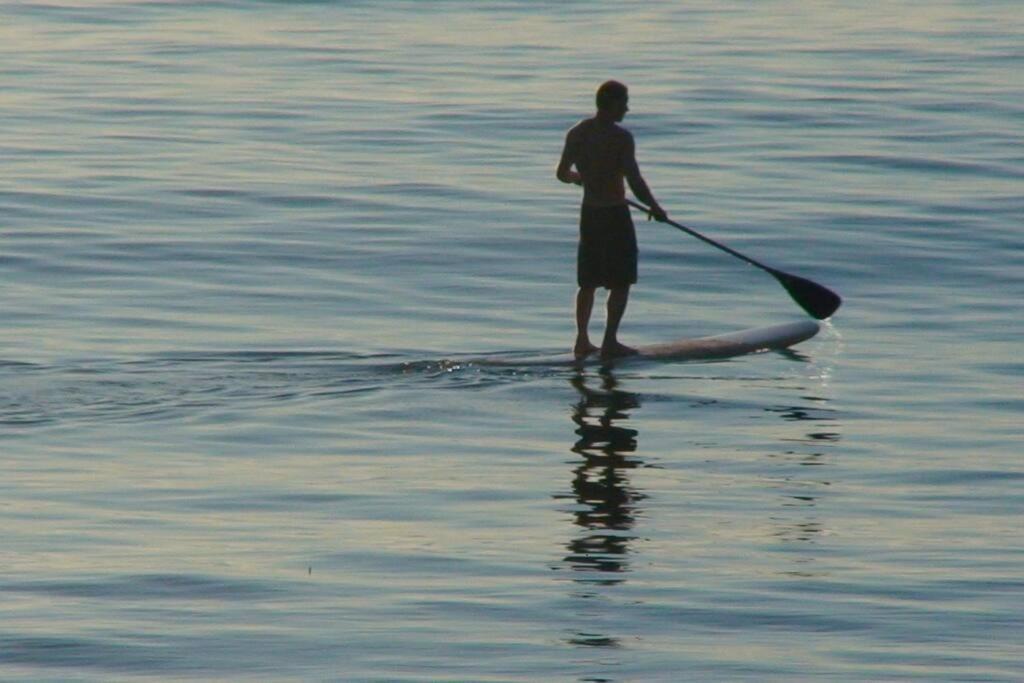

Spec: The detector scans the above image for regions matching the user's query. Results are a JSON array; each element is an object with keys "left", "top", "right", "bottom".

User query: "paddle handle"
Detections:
[{"left": 626, "top": 199, "right": 774, "bottom": 275}]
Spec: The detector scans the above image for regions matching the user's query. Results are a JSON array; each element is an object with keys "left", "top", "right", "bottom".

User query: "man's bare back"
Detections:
[{"left": 561, "top": 118, "right": 634, "bottom": 208}]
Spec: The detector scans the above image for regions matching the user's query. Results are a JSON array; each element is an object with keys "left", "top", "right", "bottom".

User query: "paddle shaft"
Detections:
[
  {"left": 627, "top": 200, "right": 773, "bottom": 275},
  {"left": 626, "top": 199, "right": 842, "bottom": 319}
]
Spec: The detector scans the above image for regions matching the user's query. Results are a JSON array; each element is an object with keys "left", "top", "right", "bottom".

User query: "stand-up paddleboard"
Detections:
[{"left": 473, "top": 320, "right": 820, "bottom": 368}]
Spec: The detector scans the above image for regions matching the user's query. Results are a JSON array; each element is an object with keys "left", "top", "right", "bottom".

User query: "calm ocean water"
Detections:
[{"left": 2, "top": 1, "right": 1022, "bottom": 680}]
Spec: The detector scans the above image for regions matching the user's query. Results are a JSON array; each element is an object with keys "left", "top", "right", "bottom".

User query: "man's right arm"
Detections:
[{"left": 556, "top": 127, "right": 583, "bottom": 185}]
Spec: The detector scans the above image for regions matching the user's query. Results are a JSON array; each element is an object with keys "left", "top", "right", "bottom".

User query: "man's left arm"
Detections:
[{"left": 623, "top": 134, "right": 667, "bottom": 221}]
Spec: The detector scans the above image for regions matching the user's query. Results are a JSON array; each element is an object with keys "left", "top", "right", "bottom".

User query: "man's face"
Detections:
[{"left": 611, "top": 96, "right": 629, "bottom": 122}]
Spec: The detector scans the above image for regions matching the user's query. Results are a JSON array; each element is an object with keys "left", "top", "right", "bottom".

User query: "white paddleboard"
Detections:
[{"left": 473, "top": 320, "right": 820, "bottom": 367}]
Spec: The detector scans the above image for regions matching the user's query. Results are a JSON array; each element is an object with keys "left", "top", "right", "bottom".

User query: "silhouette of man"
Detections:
[{"left": 556, "top": 80, "right": 666, "bottom": 360}]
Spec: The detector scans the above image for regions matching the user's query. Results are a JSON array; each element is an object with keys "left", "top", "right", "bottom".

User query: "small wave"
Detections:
[
  {"left": 777, "top": 152, "right": 1021, "bottom": 179},
  {"left": 0, "top": 349, "right": 557, "bottom": 429},
  {"left": 1, "top": 572, "right": 285, "bottom": 601}
]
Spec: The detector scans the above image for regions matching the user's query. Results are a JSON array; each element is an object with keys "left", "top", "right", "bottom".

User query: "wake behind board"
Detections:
[{"left": 474, "top": 320, "right": 820, "bottom": 368}]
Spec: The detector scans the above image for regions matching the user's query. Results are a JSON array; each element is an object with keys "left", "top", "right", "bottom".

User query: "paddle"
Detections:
[{"left": 627, "top": 200, "right": 842, "bottom": 320}]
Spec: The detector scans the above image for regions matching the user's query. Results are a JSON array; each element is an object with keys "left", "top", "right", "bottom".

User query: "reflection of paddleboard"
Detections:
[{"left": 477, "top": 320, "right": 820, "bottom": 367}]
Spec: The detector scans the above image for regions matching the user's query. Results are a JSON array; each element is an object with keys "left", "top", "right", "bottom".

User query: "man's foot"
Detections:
[
  {"left": 599, "top": 341, "right": 638, "bottom": 360},
  {"left": 574, "top": 338, "right": 600, "bottom": 359}
]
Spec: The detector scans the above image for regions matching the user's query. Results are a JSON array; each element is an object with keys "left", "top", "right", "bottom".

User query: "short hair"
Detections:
[{"left": 596, "top": 80, "right": 628, "bottom": 110}]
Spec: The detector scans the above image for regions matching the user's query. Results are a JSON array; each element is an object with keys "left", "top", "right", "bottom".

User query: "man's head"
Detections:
[{"left": 596, "top": 80, "right": 629, "bottom": 121}]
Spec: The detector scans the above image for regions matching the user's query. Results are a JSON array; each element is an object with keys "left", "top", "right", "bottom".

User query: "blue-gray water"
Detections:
[{"left": 2, "top": 1, "right": 1022, "bottom": 680}]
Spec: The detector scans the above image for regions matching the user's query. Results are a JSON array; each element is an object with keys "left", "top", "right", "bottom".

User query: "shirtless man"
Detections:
[{"left": 556, "top": 80, "right": 667, "bottom": 360}]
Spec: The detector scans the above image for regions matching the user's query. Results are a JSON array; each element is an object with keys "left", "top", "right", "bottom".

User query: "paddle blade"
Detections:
[{"left": 772, "top": 270, "right": 842, "bottom": 320}]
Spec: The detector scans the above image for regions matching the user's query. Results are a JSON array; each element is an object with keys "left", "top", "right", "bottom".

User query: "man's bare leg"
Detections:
[
  {"left": 600, "top": 285, "right": 637, "bottom": 359},
  {"left": 574, "top": 286, "right": 600, "bottom": 358}
]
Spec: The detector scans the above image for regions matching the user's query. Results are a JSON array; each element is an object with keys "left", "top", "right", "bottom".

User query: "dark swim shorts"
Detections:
[{"left": 577, "top": 204, "right": 637, "bottom": 288}]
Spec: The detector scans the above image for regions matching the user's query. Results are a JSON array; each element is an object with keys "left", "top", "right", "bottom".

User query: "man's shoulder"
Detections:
[
  {"left": 601, "top": 123, "right": 634, "bottom": 151},
  {"left": 569, "top": 118, "right": 633, "bottom": 139},
  {"left": 567, "top": 117, "right": 595, "bottom": 136}
]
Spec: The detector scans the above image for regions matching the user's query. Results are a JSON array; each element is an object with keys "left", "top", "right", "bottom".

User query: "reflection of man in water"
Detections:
[
  {"left": 559, "top": 370, "right": 645, "bottom": 584},
  {"left": 556, "top": 80, "right": 667, "bottom": 360}
]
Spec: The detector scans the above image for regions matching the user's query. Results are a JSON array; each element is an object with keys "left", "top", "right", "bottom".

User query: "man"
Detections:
[{"left": 556, "top": 80, "right": 667, "bottom": 360}]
